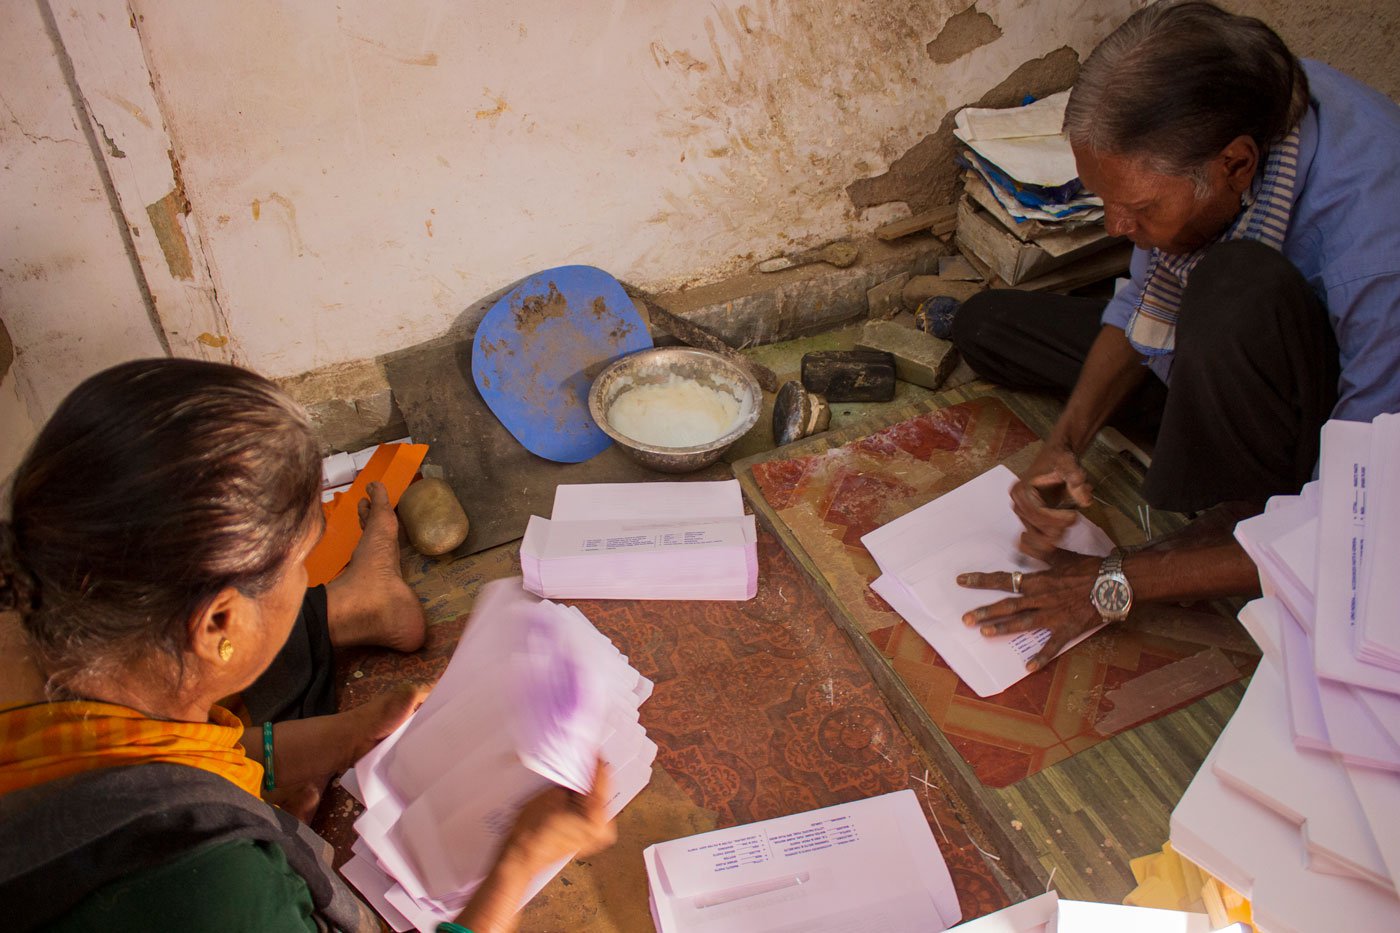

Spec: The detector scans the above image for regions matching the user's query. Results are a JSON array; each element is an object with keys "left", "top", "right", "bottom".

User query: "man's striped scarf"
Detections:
[{"left": 1125, "top": 127, "right": 1302, "bottom": 356}]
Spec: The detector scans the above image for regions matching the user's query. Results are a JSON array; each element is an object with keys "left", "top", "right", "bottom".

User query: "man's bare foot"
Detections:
[
  {"left": 245, "top": 683, "right": 430, "bottom": 816},
  {"left": 325, "top": 481, "right": 427, "bottom": 652}
]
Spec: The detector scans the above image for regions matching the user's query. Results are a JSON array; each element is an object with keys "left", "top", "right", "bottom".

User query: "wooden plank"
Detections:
[
  {"left": 957, "top": 196, "right": 1120, "bottom": 285},
  {"left": 875, "top": 203, "right": 958, "bottom": 241},
  {"left": 1013, "top": 243, "right": 1134, "bottom": 293}
]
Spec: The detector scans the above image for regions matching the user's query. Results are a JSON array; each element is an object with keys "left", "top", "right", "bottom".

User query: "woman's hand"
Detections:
[
  {"left": 454, "top": 760, "right": 618, "bottom": 933},
  {"left": 1011, "top": 446, "right": 1094, "bottom": 560},
  {"left": 498, "top": 759, "right": 618, "bottom": 877},
  {"left": 956, "top": 549, "right": 1105, "bottom": 672}
]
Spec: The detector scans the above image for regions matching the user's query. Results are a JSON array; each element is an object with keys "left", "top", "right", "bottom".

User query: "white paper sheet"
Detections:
[
  {"left": 1344, "top": 760, "right": 1400, "bottom": 893},
  {"left": 1358, "top": 414, "right": 1400, "bottom": 667},
  {"left": 1278, "top": 602, "right": 1333, "bottom": 751},
  {"left": 340, "top": 854, "right": 415, "bottom": 932},
  {"left": 1313, "top": 421, "right": 1400, "bottom": 694},
  {"left": 862, "top": 465, "right": 1114, "bottom": 697},
  {"left": 948, "top": 892, "right": 1055, "bottom": 932},
  {"left": 1356, "top": 686, "right": 1400, "bottom": 748},
  {"left": 958, "top": 135, "right": 1078, "bottom": 188},
  {"left": 1211, "top": 652, "right": 1393, "bottom": 890},
  {"left": 539, "top": 517, "right": 751, "bottom": 558},
  {"left": 1234, "top": 488, "right": 1319, "bottom": 631},
  {"left": 341, "top": 579, "right": 658, "bottom": 931},
  {"left": 645, "top": 790, "right": 959, "bottom": 933},
  {"left": 955, "top": 91, "right": 1070, "bottom": 141},
  {"left": 552, "top": 479, "right": 744, "bottom": 521},
  {"left": 1052, "top": 899, "right": 1214, "bottom": 933},
  {"left": 1236, "top": 598, "right": 1282, "bottom": 664},
  {"left": 1172, "top": 728, "right": 1400, "bottom": 932},
  {"left": 1276, "top": 601, "right": 1400, "bottom": 770},
  {"left": 321, "top": 450, "right": 356, "bottom": 488}
]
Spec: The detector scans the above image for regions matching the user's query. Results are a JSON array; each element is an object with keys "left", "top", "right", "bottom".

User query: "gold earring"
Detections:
[{"left": 218, "top": 638, "right": 234, "bottom": 662}]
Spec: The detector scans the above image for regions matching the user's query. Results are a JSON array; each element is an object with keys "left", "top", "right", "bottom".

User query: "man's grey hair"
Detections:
[{"left": 1064, "top": 1, "right": 1308, "bottom": 191}]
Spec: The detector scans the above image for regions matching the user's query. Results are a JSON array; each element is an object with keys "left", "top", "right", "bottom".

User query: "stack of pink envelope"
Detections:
[
  {"left": 861, "top": 464, "right": 1114, "bottom": 697},
  {"left": 337, "top": 578, "right": 658, "bottom": 932},
  {"left": 1171, "top": 413, "right": 1400, "bottom": 932},
  {"left": 520, "top": 480, "right": 758, "bottom": 601},
  {"left": 947, "top": 891, "right": 1236, "bottom": 932}
]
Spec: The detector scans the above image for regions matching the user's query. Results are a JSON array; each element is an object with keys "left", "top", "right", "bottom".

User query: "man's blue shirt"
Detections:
[{"left": 1101, "top": 60, "right": 1400, "bottom": 422}]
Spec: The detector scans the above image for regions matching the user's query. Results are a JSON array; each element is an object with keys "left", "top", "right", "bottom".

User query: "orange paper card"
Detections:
[{"left": 304, "top": 442, "right": 428, "bottom": 587}]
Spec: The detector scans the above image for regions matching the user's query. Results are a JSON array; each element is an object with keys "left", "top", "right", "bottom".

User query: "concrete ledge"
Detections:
[
  {"left": 653, "top": 234, "right": 948, "bottom": 347},
  {"left": 276, "top": 358, "right": 407, "bottom": 456},
  {"left": 276, "top": 235, "right": 948, "bottom": 452}
]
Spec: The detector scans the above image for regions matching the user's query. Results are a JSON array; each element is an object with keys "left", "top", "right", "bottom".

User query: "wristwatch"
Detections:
[{"left": 1090, "top": 550, "right": 1133, "bottom": 622}]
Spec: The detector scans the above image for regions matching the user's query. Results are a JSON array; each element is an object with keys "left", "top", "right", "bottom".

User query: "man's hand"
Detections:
[
  {"left": 957, "top": 550, "right": 1106, "bottom": 672},
  {"left": 1011, "top": 446, "right": 1095, "bottom": 559}
]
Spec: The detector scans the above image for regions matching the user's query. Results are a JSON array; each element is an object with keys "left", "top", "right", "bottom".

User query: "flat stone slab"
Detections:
[{"left": 856, "top": 318, "right": 959, "bottom": 391}]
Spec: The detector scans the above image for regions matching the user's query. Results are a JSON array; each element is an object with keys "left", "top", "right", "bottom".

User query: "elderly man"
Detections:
[{"left": 948, "top": 1, "right": 1400, "bottom": 669}]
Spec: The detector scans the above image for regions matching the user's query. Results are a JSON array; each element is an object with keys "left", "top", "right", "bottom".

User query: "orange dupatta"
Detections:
[{"left": 0, "top": 700, "right": 264, "bottom": 798}]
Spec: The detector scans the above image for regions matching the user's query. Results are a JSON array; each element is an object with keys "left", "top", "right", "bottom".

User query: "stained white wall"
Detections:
[
  {"left": 129, "top": 0, "right": 1142, "bottom": 379},
  {"left": 15, "top": 0, "right": 1390, "bottom": 439},
  {"left": 0, "top": 0, "right": 163, "bottom": 480}
]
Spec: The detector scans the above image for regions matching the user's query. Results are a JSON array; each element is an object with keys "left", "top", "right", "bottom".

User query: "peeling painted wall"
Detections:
[
  {"left": 0, "top": 0, "right": 163, "bottom": 467},
  {"left": 126, "top": 0, "right": 1146, "bottom": 380},
  {"left": 5, "top": 0, "right": 1397, "bottom": 424}
]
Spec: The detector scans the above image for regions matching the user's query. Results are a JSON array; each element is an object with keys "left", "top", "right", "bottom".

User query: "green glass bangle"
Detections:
[
  {"left": 435, "top": 924, "right": 474, "bottom": 933},
  {"left": 262, "top": 721, "right": 276, "bottom": 792}
]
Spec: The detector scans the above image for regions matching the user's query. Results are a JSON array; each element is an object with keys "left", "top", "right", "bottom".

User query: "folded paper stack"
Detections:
[
  {"left": 1170, "top": 413, "right": 1400, "bottom": 932},
  {"left": 953, "top": 91, "right": 1103, "bottom": 227},
  {"left": 644, "top": 790, "right": 961, "bottom": 932},
  {"left": 862, "top": 464, "right": 1114, "bottom": 697},
  {"left": 338, "top": 578, "right": 658, "bottom": 932},
  {"left": 521, "top": 480, "right": 758, "bottom": 601},
  {"left": 948, "top": 891, "right": 1238, "bottom": 932}
]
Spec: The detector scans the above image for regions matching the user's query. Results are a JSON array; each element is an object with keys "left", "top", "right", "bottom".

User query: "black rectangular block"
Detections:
[{"left": 800, "top": 350, "right": 896, "bottom": 402}]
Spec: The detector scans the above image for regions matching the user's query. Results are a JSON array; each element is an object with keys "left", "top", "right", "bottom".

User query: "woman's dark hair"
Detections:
[
  {"left": 1064, "top": 1, "right": 1309, "bottom": 182},
  {"left": 1, "top": 358, "right": 320, "bottom": 687}
]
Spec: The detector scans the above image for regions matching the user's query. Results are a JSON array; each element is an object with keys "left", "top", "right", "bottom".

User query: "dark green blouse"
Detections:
[{"left": 51, "top": 838, "right": 318, "bottom": 932}]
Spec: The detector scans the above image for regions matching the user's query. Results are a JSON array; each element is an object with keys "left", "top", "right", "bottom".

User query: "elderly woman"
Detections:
[
  {"left": 0, "top": 359, "right": 614, "bottom": 932},
  {"left": 949, "top": 1, "right": 1400, "bottom": 665}
]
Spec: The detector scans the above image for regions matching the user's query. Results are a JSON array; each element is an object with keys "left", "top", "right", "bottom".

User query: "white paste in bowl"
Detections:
[{"left": 606, "top": 375, "right": 744, "bottom": 448}]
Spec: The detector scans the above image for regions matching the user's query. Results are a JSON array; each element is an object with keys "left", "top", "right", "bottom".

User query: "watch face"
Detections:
[{"left": 1093, "top": 578, "right": 1131, "bottom": 615}]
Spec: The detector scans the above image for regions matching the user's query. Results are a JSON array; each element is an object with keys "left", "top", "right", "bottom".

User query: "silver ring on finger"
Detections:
[{"left": 1011, "top": 571, "right": 1023, "bottom": 595}]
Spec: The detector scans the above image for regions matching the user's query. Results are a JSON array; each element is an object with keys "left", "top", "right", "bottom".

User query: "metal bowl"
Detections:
[{"left": 589, "top": 347, "right": 762, "bottom": 473}]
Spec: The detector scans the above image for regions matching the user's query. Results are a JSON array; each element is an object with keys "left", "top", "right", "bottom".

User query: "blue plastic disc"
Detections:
[{"left": 471, "top": 266, "right": 652, "bottom": 463}]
